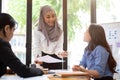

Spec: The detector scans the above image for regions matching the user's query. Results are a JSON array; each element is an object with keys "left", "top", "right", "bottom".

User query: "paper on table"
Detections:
[
  {"left": 0, "top": 75, "right": 49, "bottom": 80},
  {"left": 24, "top": 75, "right": 49, "bottom": 80},
  {"left": 36, "top": 55, "right": 64, "bottom": 63}
]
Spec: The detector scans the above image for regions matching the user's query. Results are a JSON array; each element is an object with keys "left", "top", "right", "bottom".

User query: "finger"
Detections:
[
  {"left": 72, "top": 67, "right": 76, "bottom": 71},
  {"left": 74, "top": 65, "right": 79, "bottom": 67}
]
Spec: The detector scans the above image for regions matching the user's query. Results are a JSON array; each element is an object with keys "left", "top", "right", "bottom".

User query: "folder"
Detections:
[{"left": 54, "top": 71, "right": 89, "bottom": 77}]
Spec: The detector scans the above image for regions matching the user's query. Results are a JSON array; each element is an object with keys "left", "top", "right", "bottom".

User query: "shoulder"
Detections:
[
  {"left": 0, "top": 39, "right": 13, "bottom": 58},
  {"left": 33, "top": 27, "right": 44, "bottom": 37},
  {"left": 0, "top": 38, "right": 10, "bottom": 48},
  {"left": 95, "top": 45, "right": 106, "bottom": 51},
  {"left": 93, "top": 45, "right": 109, "bottom": 56}
]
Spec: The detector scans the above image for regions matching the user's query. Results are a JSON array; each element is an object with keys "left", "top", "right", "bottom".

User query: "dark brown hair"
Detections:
[
  {"left": 0, "top": 13, "right": 17, "bottom": 37},
  {"left": 85, "top": 23, "right": 116, "bottom": 73}
]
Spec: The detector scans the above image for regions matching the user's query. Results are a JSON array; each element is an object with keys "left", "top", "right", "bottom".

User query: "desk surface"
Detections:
[
  {"left": 1, "top": 74, "right": 90, "bottom": 80},
  {"left": 2, "top": 70, "right": 91, "bottom": 80},
  {"left": 48, "top": 70, "right": 90, "bottom": 80}
]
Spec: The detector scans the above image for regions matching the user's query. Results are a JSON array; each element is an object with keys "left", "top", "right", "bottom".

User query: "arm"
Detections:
[
  {"left": 54, "top": 32, "right": 67, "bottom": 58},
  {"left": 72, "top": 65, "right": 99, "bottom": 78},
  {"left": 0, "top": 63, "right": 7, "bottom": 77},
  {"left": 0, "top": 43, "right": 44, "bottom": 78},
  {"left": 90, "top": 46, "right": 109, "bottom": 78},
  {"left": 72, "top": 64, "right": 99, "bottom": 78},
  {"left": 32, "top": 28, "right": 42, "bottom": 58},
  {"left": 73, "top": 46, "right": 109, "bottom": 78},
  {"left": 79, "top": 51, "right": 87, "bottom": 68}
]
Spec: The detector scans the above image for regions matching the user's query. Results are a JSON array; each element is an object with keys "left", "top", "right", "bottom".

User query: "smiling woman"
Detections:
[
  {"left": 43, "top": 9, "right": 56, "bottom": 27},
  {"left": 32, "top": 5, "right": 68, "bottom": 69}
]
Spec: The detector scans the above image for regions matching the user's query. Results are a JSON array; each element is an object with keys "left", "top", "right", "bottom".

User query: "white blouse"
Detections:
[{"left": 32, "top": 28, "right": 64, "bottom": 59}]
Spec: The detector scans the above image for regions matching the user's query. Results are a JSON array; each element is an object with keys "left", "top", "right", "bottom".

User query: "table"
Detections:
[
  {"left": 47, "top": 69, "right": 91, "bottom": 80},
  {"left": 1, "top": 74, "right": 90, "bottom": 80},
  {"left": 48, "top": 74, "right": 90, "bottom": 80},
  {"left": 2, "top": 69, "right": 91, "bottom": 80}
]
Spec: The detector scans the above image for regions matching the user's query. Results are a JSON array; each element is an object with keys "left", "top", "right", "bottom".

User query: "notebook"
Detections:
[{"left": 54, "top": 71, "right": 89, "bottom": 77}]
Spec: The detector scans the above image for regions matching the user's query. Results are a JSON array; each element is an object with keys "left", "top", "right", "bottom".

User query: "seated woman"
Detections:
[
  {"left": 0, "top": 13, "right": 44, "bottom": 78},
  {"left": 72, "top": 24, "right": 117, "bottom": 80}
]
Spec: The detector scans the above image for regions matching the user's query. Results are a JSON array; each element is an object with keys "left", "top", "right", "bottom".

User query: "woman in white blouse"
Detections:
[{"left": 32, "top": 5, "right": 67, "bottom": 69}]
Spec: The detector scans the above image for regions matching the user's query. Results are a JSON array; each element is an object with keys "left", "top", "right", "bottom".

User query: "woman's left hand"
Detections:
[
  {"left": 59, "top": 51, "right": 68, "bottom": 57},
  {"left": 72, "top": 65, "right": 81, "bottom": 71},
  {"left": 72, "top": 65, "right": 86, "bottom": 72}
]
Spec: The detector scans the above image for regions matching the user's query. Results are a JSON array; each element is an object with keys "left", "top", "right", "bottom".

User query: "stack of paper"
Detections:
[
  {"left": 24, "top": 75, "right": 49, "bottom": 80},
  {"left": 36, "top": 55, "right": 64, "bottom": 63}
]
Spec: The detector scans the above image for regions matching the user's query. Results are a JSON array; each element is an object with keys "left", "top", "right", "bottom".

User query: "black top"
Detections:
[
  {"left": 0, "top": 38, "right": 44, "bottom": 78},
  {"left": 41, "top": 51, "right": 62, "bottom": 69}
]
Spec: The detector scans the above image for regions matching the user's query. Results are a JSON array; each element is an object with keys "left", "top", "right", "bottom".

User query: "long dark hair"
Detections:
[
  {"left": 0, "top": 13, "right": 16, "bottom": 37},
  {"left": 85, "top": 23, "right": 117, "bottom": 73}
]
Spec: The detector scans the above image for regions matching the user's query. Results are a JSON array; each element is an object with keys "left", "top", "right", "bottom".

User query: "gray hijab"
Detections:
[{"left": 38, "top": 5, "right": 62, "bottom": 45}]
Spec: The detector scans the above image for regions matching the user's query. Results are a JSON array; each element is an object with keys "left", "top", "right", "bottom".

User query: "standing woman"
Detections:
[
  {"left": 72, "top": 24, "right": 117, "bottom": 80},
  {"left": 0, "top": 13, "right": 44, "bottom": 78},
  {"left": 33, "top": 5, "right": 67, "bottom": 69}
]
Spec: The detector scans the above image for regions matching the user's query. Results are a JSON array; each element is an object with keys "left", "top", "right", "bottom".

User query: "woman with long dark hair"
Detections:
[
  {"left": 0, "top": 13, "right": 44, "bottom": 78},
  {"left": 72, "top": 23, "right": 116, "bottom": 80}
]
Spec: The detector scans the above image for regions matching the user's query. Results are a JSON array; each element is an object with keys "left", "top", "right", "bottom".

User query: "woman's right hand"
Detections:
[
  {"left": 34, "top": 59, "right": 43, "bottom": 64},
  {"left": 58, "top": 51, "right": 68, "bottom": 57},
  {"left": 72, "top": 65, "right": 81, "bottom": 71}
]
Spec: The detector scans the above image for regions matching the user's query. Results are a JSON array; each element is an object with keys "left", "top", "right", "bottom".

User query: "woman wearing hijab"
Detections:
[{"left": 33, "top": 5, "right": 67, "bottom": 69}]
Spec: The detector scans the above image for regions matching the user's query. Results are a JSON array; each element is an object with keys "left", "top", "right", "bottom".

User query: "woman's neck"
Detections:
[{"left": 0, "top": 32, "right": 8, "bottom": 42}]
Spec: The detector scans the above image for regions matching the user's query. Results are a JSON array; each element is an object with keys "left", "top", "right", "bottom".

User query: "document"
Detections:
[
  {"left": 24, "top": 75, "right": 49, "bottom": 80},
  {"left": 36, "top": 55, "right": 64, "bottom": 63}
]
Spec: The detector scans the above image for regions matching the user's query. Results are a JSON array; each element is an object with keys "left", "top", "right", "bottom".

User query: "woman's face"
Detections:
[
  {"left": 83, "top": 28, "right": 91, "bottom": 42},
  {"left": 43, "top": 11, "right": 56, "bottom": 27},
  {"left": 5, "top": 25, "right": 15, "bottom": 41}
]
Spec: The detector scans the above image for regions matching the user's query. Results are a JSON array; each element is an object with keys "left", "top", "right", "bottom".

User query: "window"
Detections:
[
  {"left": 67, "top": 0, "right": 90, "bottom": 68},
  {"left": 2, "top": 0, "right": 26, "bottom": 64},
  {"left": 1, "top": 0, "right": 119, "bottom": 71},
  {"left": 96, "top": 0, "right": 120, "bottom": 23}
]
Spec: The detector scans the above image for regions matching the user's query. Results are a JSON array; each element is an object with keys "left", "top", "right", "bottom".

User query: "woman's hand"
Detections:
[
  {"left": 72, "top": 65, "right": 81, "bottom": 71},
  {"left": 59, "top": 51, "right": 68, "bottom": 57},
  {"left": 72, "top": 65, "right": 99, "bottom": 78},
  {"left": 72, "top": 65, "right": 86, "bottom": 72},
  {"left": 35, "top": 64, "right": 48, "bottom": 74},
  {"left": 34, "top": 59, "right": 43, "bottom": 64}
]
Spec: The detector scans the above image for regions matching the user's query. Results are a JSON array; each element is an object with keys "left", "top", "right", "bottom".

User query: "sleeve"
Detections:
[
  {"left": 0, "top": 63, "right": 7, "bottom": 77},
  {"left": 79, "top": 51, "right": 87, "bottom": 68},
  {"left": 0, "top": 45, "right": 44, "bottom": 78},
  {"left": 91, "top": 46, "right": 109, "bottom": 77},
  {"left": 54, "top": 32, "right": 64, "bottom": 57},
  {"left": 32, "top": 28, "right": 42, "bottom": 59}
]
